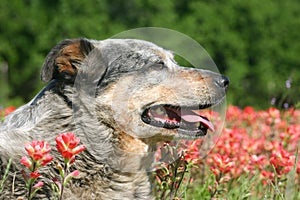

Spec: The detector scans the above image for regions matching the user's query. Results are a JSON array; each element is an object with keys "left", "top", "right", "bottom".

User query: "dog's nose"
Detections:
[{"left": 216, "top": 75, "right": 230, "bottom": 89}]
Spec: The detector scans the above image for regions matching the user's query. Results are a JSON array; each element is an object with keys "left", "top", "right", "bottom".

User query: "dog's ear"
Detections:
[{"left": 41, "top": 38, "right": 94, "bottom": 83}]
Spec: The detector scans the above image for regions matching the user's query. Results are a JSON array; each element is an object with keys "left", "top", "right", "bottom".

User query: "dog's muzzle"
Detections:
[
  {"left": 141, "top": 74, "right": 229, "bottom": 138},
  {"left": 141, "top": 104, "right": 214, "bottom": 137}
]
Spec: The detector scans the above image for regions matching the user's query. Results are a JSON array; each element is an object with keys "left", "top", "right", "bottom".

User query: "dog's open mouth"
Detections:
[{"left": 141, "top": 104, "right": 214, "bottom": 137}]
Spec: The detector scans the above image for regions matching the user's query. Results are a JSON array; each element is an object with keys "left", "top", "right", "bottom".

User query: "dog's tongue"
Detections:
[{"left": 180, "top": 110, "right": 215, "bottom": 132}]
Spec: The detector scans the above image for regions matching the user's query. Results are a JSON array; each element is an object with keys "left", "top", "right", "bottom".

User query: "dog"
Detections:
[{"left": 0, "top": 38, "right": 229, "bottom": 199}]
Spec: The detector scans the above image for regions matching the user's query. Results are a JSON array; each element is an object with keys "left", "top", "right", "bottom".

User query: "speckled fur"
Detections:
[{"left": 0, "top": 38, "right": 227, "bottom": 199}]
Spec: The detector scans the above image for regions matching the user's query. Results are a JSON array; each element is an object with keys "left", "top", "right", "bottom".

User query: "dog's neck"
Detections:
[
  {"left": 67, "top": 97, "right": 155, "bottom": 199},
  {"left": 57, "top": 89, "right": 155, "bottom": 199}
]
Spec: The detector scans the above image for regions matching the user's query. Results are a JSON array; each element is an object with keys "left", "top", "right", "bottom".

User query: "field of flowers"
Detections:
[
  {"left": 1, "top": 105, "right": 300, "bottom": 199},
  {"left": 152, "top": 105, "right": 300, "bottom": 200}
]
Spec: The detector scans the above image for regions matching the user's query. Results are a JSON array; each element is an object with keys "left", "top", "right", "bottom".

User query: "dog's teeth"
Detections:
[{"left": 155, "top": 107, "right": 165, "bottom": 115}]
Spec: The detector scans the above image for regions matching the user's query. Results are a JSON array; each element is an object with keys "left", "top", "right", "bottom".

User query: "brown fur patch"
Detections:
[
  {"left": 177, "top": 70, "right": 206, "bottom": 81},
  {"left": 55, "top": 41, "right": 85, "bottom": 76},
  {"left": 118, "top": 132, "right": 149, "bottom": 153}
]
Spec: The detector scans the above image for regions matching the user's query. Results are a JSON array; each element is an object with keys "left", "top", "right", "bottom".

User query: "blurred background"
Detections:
[{"left": 0, "top": 0, "right": 299, "bottom": 109}]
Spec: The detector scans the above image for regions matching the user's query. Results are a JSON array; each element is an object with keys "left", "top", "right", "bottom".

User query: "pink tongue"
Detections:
[{"left": 180, "top": 110, "right": 215, "bottom": 132}]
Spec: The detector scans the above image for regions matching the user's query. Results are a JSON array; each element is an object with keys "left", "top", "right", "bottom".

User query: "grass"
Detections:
[{"left": 0, "top": 158, "right": 12, "bottom": 193}]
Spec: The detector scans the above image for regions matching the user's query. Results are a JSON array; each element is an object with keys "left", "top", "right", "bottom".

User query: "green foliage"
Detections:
[
  {"left": 0, "top": 0, "right": 299, "bottom": 108},
  {"left": 0, "top": 159, "right": 12, "bottom": 193},
  {"left": 187, "top": 173, "right": 256, "bottom": 200},
  {"left": 151, "top": 144, "right": 195, "bottom": 200}
]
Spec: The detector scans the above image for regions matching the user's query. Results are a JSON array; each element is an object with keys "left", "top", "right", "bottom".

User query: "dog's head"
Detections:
[{"left": 41, "top": 38, "right": 229, "bottom": 146}]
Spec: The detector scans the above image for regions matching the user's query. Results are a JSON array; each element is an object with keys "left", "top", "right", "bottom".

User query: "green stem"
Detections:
[
  {"left": 211, "top": 172, "right": 223, "bottom": 199},
  {"left": 28, "top": 162, "right": 37, "bottom": 200},
  {"left": 174, "top": 162, "right": 187, "bottom": 198},
  {"left": 170, "top": 159, "right": 180, "bottom": 199},
  {"left": 59, "top": 161, "right": 69, "bottom": 200},
  {"left": 28, "top": 182, "right": 32, "bottom": 200}
]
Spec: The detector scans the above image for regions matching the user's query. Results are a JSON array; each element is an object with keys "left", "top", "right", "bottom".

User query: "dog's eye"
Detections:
[{"left": 150, "top": 62, "right": 165, "bottom": 70}]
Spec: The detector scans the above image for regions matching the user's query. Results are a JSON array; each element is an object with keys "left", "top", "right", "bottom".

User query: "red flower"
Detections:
[
  {"left": 41, "top": 154, "right": 54, "bottom": 166},
  {"left": 270, "top": 148, "right": 294, "bottom": 175},
  {"left": 261, "top": 170, "right": 274, "bottom": 185},
  {"left": 250, "top": 154, "right": 266, "bottom": 164},
  {"left": 4, "top": 106, "right": 16, "bottom": 116},
  {"left": 25, "top": 141, "right": 52, "bottom": 161},
  {"left": 21, "top": 140, "right": 53, "bottom": 170},
  {"left": 20, "top": 156, "right": 32, "bottom": 169},
  {"left": 20, "top": 139, "right": 53, "bottom": 199},
  {"left": 33, "top": 181, "right": 44, "bottom": 189},
  {"left": 64, "top": 170, "right": 80, "bottom": 183},
  {"left": 56, "top": 132, "right": 86, "bottom": 160},
  {"left": 183, "top": 140, "right": 202, "bottom": 164},
  {"left": 30, "top": 171, "right": 41, "bottom": 179},
  {"left": 70, "top": 170, "right": 79, "bottom": 177},
  {"left": 297, "top": 162, "right": 300, "bottom": 174},
  {"left": 210, "top": 154, "right": 234, "bottom": 175}
]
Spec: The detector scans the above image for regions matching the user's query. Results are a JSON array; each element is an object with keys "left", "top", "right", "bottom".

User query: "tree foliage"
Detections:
[{"left": 0, "top": 0, "right": 299, "bottom": 109}]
